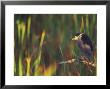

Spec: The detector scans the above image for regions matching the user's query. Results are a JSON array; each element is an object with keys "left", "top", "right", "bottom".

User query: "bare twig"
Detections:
[
  {"left": 79, "top": 56, "right": 96, "bottom": 68},
  {"left": 59, "top": 59, "right": 76, "bottom": 64}
]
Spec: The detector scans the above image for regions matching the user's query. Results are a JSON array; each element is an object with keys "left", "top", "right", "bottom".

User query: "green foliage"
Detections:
[{"left": 18, "top": 53, "right": 23, "bottom": 76}]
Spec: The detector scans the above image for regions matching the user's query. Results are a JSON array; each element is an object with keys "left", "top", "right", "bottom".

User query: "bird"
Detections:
[{"left": 72, "top": 33, "right": 93, "bottom": 60}]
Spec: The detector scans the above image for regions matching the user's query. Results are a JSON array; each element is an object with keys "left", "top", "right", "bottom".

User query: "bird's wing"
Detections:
[
  {"left": 84, "top": 44, "right": 91, "bottom": 50},
  {"left": 81, "top": 34, "right": 93, "bottom": 51},
  {"left": 83, "top": 43, "right": 93, "bottom": 58}
]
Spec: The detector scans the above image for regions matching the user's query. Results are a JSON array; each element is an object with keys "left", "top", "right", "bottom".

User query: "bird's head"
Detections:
[{"left": 72, "top": 33, "right": 84, "bottom": 41}]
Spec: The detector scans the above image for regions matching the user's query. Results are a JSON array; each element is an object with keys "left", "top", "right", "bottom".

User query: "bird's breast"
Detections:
[{"left": 76, "top": 40, "right": 92, "bottom": 59}]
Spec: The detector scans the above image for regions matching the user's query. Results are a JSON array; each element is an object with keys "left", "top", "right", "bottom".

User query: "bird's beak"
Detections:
[{"left": 72, "top": 36, "right": 78, "bottom": 40}]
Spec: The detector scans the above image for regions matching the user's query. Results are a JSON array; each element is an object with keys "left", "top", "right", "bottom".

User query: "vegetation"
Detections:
[{"left": 14, "top": 14, "right": 97, "bottom": 76}]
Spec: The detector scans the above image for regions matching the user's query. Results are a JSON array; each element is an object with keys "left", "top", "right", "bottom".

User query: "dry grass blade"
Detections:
[
  {"left": 33, "top": 30, "right": 45, "bottom": 75},
  {"left": 59, "top": 59, "right": 76, "bottom": 64},
  {"left": 26, "top": 57, "right": 31, "bottom": 76},
  {"left": 80, "top": 56, "right": 96, "bottom": 68},
  {"left": 79, "top": 56, "right": 96, "bottom": 73}
]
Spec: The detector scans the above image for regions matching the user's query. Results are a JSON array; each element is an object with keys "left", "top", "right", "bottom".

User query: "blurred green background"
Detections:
[{"left": 14, "top": 14, "right": 97, "bottom": 76}]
